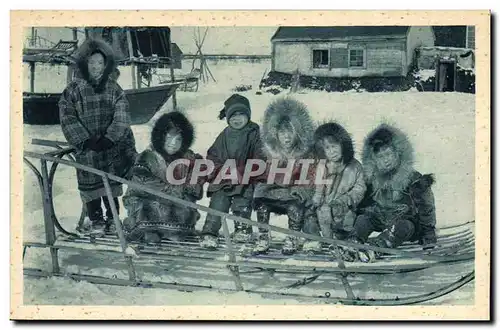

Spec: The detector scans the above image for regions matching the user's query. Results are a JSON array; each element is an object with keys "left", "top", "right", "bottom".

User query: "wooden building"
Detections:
[{"left": 270, "top": 26, "right": 435, "bottom": 77}]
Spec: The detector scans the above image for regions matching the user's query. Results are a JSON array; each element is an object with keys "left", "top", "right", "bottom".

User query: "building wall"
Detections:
[
  {"left": 273, "top": 39, "right": 406, "bottom": 77},
  {"left": 406, "top": 26, "right": 435, "bottom": 74}
]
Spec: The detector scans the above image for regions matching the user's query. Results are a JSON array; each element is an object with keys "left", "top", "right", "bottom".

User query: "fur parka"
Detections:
[
  {"left": 59, "top": 38, "right": 137, "bottom": 203},
  {"left": 254, "top": 97, "right": 316, "bottom": 209}
]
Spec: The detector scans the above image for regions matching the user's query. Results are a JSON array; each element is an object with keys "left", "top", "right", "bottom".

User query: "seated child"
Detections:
[
  {"left": 200, "top": 94, "right": 263, "bottom": 249},
  {"left": 252, "top": 97, "right": 316, "bottom": 255},
  {"left": 304, "top": 122, "right": 366, "bottom": 252},
  {"left": 342, "top": 123, "right": 437, "bottom": 262},
  {"left": 122, "top": 112, "right": 203, "bottom": 244}
]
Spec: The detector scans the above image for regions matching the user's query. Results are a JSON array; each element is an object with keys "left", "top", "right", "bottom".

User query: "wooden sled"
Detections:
[{"left": 22, "top": 139, "right": 475, "bottom": 305}]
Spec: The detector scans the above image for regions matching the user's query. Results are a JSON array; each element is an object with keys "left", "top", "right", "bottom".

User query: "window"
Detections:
[
  {"left": 349, "top": 48, "right": 365, "bottom": 68},
  {"left": 313, "top": 49, "right": 329, "bottom": 68}
]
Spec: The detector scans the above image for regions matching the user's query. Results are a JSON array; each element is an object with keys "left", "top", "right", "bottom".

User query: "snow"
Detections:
[{"left": 22, "top": 58, "right": 475, "bottom": 305}]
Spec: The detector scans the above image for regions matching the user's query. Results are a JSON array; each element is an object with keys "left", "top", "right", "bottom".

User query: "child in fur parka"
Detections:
[
  {"left": 252, "top": 97, "right": 317, "bottom": 255},
  {"left": 59, "top": 38, "right": 137, "bottom": 235},
  {"left": 341, "top": 123, "right": 437, "bottom": 262},
  {"left": 122, "top": 112, "right": 204, "bottom": 244},
  {"left": 303, "top": 122, "right": 367, "bottom": 252},
  {"left": 200, "top": 94, "right": 264, "bottom": 249}
]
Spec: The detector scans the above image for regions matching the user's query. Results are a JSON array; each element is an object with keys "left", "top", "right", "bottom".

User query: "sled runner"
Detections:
[{"left": 22, "top": 139, "right": 475, "bottom": 305}]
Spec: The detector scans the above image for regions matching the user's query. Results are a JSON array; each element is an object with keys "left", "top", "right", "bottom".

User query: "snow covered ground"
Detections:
[{"left": 22, "top": 59, "right": 475, "bottom": 305}]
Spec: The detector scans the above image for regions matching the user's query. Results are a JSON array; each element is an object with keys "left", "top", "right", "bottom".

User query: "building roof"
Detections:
[{"left": 271, "top": 26, "right": 410, "bottom": 41}]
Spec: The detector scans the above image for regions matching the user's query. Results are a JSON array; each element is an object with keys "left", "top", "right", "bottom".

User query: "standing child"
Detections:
[
  {"left": 303, "top": 122, "right": 366, "bottom": 252},
  {"left": 252, "top": 97, "right": 316, "bottom": 255},
  {"left": 200, "top": 94, "right": 263, "bottom": 249},
  {"left": 59, "top": 38, "right": 137, "bottom": 235},
  {"left": 341, "top": 123, "right": 437, "bottom": 262}
]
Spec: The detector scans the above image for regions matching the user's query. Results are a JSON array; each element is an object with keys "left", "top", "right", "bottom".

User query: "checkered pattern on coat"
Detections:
[{"left": 59, "top": 78, "right": 137, "bottom": 195}]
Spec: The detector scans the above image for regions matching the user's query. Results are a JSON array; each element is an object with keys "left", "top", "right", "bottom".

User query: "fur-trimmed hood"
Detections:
[
  {"left": 362, "top": 123, "right": 416, "bottom": 193},
  {"left": 151, "top": 111, "right": 195, "bottom": 161},
  {"left": 261, "top": 97, "right": 315, "bottom": 160},
  {"left": 314, "top": 122, "right": 354, "bottom": 165},
  {"left": 74, "top": 38, "right": 117, "bottom": 91}
]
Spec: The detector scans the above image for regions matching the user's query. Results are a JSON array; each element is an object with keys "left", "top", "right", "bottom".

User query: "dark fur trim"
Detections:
[
  {"left": 314, "top": 122, "right": 354, "bottom": 165},
  {"left": 74, "top": 38, "right": 116, "bottom": 92},
  {"left": 151, "top": 112, "right": 195, "bottom": 161},
  {"left": 362, "top": 123, "right": 415, "bottom": 193},
  {"left": 261, "top": 97, "right": 315, "bottom": 159}
]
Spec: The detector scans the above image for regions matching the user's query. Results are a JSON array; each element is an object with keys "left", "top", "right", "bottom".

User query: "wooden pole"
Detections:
[
  {"left": 126, "top": 30, "right": 137, "bottom": 89},
  {"left": 31, "top": 27, "right": 36, "bottom": 46},
  {"left": 221, "top": 216, "right": 244, "bottom": 291}
]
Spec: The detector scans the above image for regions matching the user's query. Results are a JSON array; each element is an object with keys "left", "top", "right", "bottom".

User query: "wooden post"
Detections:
[
  {"left": 136, "top": 64, "right": 142, "bottom": 89},
  {"left": 40, "top": 160, "right": 59, "bottom": 273},
  {"left": 168, "top": 36, "right": 177, "bottom": 110},
  {"left": 126, "top": 30, "right": 137, "bottom": 89},
  {"left": 29, "top": 62, "right": 35, "bottom": 92},
  {"left": 330, "top": 245, "right": 355, "bottom": 299}
]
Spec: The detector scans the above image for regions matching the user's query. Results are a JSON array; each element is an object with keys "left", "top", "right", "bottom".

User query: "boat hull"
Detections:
[{"left": 23, "top": 83, "right": 181, "bottom": 126}]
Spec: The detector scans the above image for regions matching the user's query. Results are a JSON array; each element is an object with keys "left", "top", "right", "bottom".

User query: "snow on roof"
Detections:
[{"left": 271, "top": 26, "right": 410, "bottom": 41}]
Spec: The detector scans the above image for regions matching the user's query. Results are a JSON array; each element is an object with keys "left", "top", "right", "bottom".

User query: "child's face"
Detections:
[
  {"left": 322, "top": 139, "right": 343, "bottom": 162},
  {"left": 164, "top": 131, "right": 183, "bottom": 155},
  {"left": 88, "top": 53, "right": 105, "bottom": 80},
  {"left": 277, "top": 128, "right": 295, "bottom": 150},
  {"left": 228, "top": 113, "right": 249, "bottom": 130},
  {"left": 374, "top": 145, "right": 400, "bottom": 173}
]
